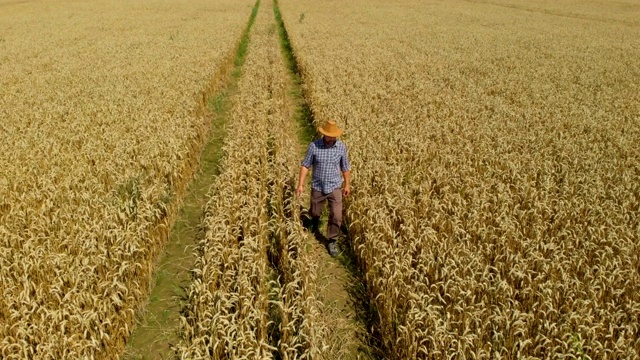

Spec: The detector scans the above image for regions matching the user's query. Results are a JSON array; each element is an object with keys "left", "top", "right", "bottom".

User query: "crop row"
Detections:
[{"left": 177, "top": 2, "right": 327, "bottom": 358}]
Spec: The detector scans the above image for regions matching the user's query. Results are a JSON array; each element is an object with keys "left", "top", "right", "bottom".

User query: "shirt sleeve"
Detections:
[
  {"left": 301, "top": 143, "right": 314, "bottom": 168},
  {"left": 340, "top": 144, "right": 351, "bottom": 172}
]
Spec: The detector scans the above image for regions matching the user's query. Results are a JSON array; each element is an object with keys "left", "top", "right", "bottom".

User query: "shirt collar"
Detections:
[{"left": 317, "top": 138, "right": 337, "bottom": 149}]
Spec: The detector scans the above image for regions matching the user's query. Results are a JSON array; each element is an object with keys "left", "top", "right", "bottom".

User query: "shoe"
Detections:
[{"left": 328, "top": 241, "right": 339, "bottom": 257}]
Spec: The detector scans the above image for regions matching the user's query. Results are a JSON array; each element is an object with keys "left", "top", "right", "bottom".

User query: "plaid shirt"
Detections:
[{"left": 301, "top": 138, "right": 351, "bottom": 194}]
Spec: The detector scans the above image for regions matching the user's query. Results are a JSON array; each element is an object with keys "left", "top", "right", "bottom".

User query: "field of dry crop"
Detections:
[
  {"left": 2, "top": 0, "right": 639, "bottom": 358},
  {"left": 280, "top": 0, "right": 640, "bottom": 358},
  {"left": 0, "top": 0, "right": 253, "bottom": 358}
]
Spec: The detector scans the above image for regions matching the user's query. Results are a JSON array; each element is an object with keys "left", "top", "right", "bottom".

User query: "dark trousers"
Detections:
[{"left": 310, "top": 188, "right": 342, "bottom": 240}]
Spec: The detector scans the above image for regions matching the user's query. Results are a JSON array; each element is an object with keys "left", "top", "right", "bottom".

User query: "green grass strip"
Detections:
[{"left": 272, "top": 0, "right": 316, "bottom": 144}]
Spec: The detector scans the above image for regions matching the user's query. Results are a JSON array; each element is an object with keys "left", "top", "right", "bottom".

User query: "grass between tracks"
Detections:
[{"left": 273, "top": 0, "right": 316, "bottom": 144}]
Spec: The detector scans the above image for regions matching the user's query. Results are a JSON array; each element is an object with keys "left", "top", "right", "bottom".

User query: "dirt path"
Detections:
[
  {"left": 122, "top": 2, "right": 260, "bottom": 359},
  {"left": 273, "top": 1, "right": 373, "bottom": 358}
]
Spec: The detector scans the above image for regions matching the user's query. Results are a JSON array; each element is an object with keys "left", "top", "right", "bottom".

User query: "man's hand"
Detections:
[
  {"left": 342, "top": 170, "right": 351, "bottom": 197},
  {"left": 297, "top": 166, "right": 309, "bottom": 197}
]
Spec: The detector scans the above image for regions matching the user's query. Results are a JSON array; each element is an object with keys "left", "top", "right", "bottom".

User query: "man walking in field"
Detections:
[{"left": 296, "top": 120, "right": 351, "bottom": 257}]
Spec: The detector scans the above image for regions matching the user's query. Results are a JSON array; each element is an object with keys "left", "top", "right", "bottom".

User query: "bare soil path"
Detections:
[{"left": 273, "top": 1, "right": 374, "bottom": 358}]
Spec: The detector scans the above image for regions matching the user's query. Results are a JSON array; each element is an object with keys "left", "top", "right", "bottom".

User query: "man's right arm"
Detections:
[
  {"left": 296, "top": 166, "right": 309, "bottom": 196},
  {"left": 297, "top": 143, "right": 314, "bottom": 196}
]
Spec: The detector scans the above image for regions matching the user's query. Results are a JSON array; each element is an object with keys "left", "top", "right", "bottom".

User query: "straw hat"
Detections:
[{"left": 318, "top": 120, "right": 343, "bottom": 137}]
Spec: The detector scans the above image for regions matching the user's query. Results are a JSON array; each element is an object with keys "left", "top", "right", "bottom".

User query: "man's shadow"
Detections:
[{"left": 299, "top": 206, "right": 332, "bottom": 251}]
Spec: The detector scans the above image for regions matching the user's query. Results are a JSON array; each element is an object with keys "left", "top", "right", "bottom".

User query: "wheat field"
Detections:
[
  {"left": 279, "top": 0, "right": 640, "bottom": 358},
  {"left": 0, "top": 0, "right": 253, "bottom": 358},
  {"left": 2, "top": 0, "right": 639, "bottom": 358}
]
